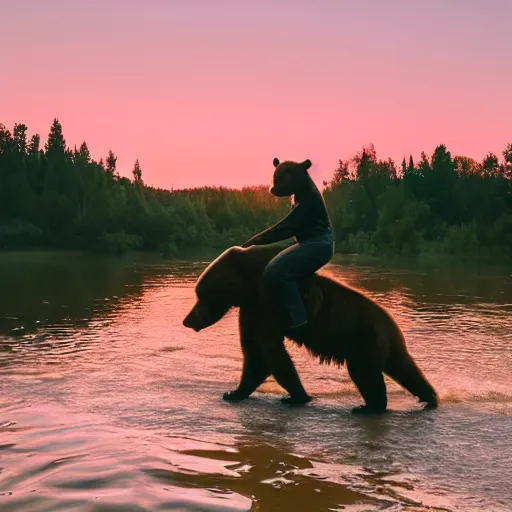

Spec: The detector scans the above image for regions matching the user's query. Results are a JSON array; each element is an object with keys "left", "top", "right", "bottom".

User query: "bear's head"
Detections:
[
  {"left": 270, "top": 157, "right": 312, "bottom": 197},
  {"left": 182, "top": 245, "right": 284, "bottom": 332},
  {"left": 183, "top": 247, "right": 244, "bottom": 332}
]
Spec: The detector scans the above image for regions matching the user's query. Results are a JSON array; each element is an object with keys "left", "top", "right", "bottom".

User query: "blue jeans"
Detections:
[{"left": 262, "top": 234, "right": 334, "bottom": 328}]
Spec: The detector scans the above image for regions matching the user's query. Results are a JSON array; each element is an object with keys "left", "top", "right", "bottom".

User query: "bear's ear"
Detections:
[
  {"left": 301, "top": 159, "right": 312, "bottom": 170},
  {"left": 273, "top": 158, "right": 280, "bottom": 168}
]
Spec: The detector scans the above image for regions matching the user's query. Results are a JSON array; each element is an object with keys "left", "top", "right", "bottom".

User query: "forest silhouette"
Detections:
[{"left": 1, "top": 119, "right": 511, "bottom": 259}]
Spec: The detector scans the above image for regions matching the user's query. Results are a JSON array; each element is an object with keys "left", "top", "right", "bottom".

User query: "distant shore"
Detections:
[{"left": 1, "top": 245, "right": 510, "bottom": 269}]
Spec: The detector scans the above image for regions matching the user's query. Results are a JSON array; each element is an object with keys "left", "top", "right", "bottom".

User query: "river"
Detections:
[{"left": 0, "top": 250, "right": 511, "bottom": 512}]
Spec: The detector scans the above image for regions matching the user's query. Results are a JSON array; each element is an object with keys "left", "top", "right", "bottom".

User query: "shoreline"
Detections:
[{"left": 1, "top": 246, "right": 510, "bottom": 269}]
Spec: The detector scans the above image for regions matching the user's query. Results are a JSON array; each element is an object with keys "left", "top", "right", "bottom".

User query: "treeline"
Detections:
[
  {"left": 0, "top": 119, "right": 289, "bottom": 254},
  {"left": 1, "top": 119, "right": 511, "bottom": 258},
  {"left": 323, "top": 143, "right": 512, "bottom": 258}
]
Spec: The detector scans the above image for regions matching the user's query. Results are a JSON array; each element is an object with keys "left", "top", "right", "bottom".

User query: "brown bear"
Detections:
[{"left": 183, "top": 245, "right": 438, "bottom": 414}]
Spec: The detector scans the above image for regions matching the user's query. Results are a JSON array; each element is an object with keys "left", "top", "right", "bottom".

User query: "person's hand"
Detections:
[{"left": 241, "top": 241, "right": 251, "bottom": 248}]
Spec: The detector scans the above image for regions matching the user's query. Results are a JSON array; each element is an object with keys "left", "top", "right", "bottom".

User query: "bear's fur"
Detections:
[{"left": 183, "top": 245, "right": 438, "bottom": 414}]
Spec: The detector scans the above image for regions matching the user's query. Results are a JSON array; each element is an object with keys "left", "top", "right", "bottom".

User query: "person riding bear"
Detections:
[
  {"left": 183, "top": 162, "right": 438, "bottom": 412},
  {"left": 241, "top": 158, "right": 334, "bottom": 337}
]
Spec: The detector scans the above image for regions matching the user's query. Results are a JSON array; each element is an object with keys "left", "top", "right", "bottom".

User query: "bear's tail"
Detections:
[{"left": 384, "top": 345, "right": 438, "bottom": 408}]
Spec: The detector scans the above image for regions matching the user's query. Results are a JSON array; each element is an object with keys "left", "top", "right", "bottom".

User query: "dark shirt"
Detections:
[{"left": 244, "top": 174, "right": 333, "bottom": 246}]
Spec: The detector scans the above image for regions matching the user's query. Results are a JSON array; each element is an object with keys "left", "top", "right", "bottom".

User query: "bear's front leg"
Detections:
[
  {"left": 223, "top": 353, "right": 270, "bottom": 401},
  {"left": 257, "top": 337, "right": 312, "bottom": 406},
  {"left": 252, "top": 303, "right": 312, "bottom": 405},
  {"left": 223, "top": 307, "right": 270, "bottom": 402}
]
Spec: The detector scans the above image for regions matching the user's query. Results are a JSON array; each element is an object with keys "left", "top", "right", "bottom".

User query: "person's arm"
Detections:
[{"left": 241, "top": 203, "right": 305, "bottom": 247}]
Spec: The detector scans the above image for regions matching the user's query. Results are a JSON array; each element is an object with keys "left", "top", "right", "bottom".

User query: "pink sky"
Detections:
[{"left": 1, "top": 0, "right": 511, "bottom": 189}]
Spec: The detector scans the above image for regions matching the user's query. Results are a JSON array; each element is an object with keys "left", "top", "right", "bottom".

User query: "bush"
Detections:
[
  {"left": 0, "top": 220, "right": 43, "bottom": 249},
  {"left": 97, "top": 230, "right": 141, "bottom": 255},
  {"left": 442, "top": 223, "right": 480, "bottom": 256}
]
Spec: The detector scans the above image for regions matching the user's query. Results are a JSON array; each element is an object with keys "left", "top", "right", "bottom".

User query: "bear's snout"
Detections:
[
  {"left": 182, "top": 311, "right": 201, "bottom": 332},
  {"left": 183, "top": 298, "right": 232, "bottom": 332}
]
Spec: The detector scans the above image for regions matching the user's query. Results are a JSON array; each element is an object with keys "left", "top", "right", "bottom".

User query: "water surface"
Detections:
[{"left": 1, "top": 251, "right": 511, "bottom": 511}]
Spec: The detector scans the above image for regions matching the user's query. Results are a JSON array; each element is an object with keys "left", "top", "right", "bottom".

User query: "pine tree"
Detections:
[
  {"left": 408, "top": 155, "right": 415, "bottom": 173},
  {"left": 45, "top": 118, "right": 66, "bottom": 154},
  {"left": 132, "top": 159, "right": 142, "bottom": 183},
  {"left": 79, "top": 142, "right": 91, "bottom": 163},
  {"left": 0, "top": 123, "right": 12, "bottom": 155},
  {"left": 29, "top": 134, "right": 40, "bottom": 156},
  {"left": 13, "top": 123, "right": 28, "bottom": 154},
  {"left": 106, "top": 150, "right": 117, "bottom": 177}
]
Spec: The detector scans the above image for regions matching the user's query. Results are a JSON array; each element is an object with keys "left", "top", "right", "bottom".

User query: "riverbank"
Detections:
[{"left": 2, "top": 243, "right": 510, "bottom": 268}]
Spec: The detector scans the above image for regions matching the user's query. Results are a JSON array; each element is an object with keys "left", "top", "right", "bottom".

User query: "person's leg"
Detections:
[{"left": 263, "top": 240, "right": 333, "bottom": 329}]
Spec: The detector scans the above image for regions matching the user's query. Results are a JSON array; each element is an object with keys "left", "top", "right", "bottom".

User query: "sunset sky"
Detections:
[{"left": 2, "top": 0, "right": 511, "bottom": 189}]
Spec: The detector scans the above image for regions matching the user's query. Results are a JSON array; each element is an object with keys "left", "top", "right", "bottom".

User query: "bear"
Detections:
[{"left": 183, "top": 244, "right": 438, "bottom": 414}]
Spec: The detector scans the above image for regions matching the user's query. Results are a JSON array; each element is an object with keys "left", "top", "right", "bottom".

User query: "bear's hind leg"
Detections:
[
  {"left": 384, "top": 352, "right": 438, "bottom": 410},
  {"left": 346, "top": 358, "right": 388, "bottom": 414}
]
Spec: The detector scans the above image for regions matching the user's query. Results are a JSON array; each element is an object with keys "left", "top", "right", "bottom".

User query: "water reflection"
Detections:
[
  {"left": 1, "top": 404, "right": 451, "bottom": 512},
  {"left": 0, "top": 251, "right": 208, "bottom": 340},
  {"left": 0, "top": 251, "right": 511, "bottom": 512}
]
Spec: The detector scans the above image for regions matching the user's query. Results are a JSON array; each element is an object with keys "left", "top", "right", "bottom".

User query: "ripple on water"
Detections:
[
  {"left": 0, "top": 407, "right": 253, "bottom": 512},
  {"left": 0, "top": 405, "right": 462, "bottom": 512},
  {"left": 1, "top": 255, "right": 512, "bottom": 512}
]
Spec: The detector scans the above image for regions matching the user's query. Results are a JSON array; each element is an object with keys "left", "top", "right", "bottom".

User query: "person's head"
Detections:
[{"left": 270, "top": 158, "right": 312, "bottom": 197}]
